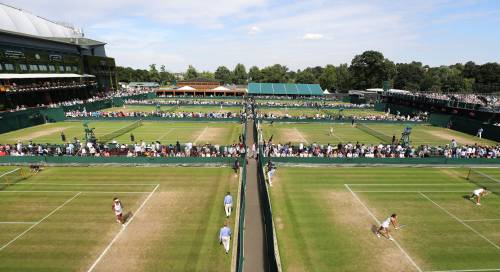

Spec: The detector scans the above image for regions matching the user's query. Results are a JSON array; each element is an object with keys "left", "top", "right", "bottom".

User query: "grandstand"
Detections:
[
  {"left": 247, "top": 82, "right": 323, "bottom": 96},
  {"left": 0, "top": 3, "right": 116, "bottom": 110},
  {"left": 157, "top": 79, "right": 245, "bottom": 96}
]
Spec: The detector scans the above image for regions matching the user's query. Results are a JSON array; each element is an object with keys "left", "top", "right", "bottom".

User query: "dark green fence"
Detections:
[
  {"left": 429, "top": 113, "right": 500, "bottom": 142},
  {"left": 257, "top": 118, "right": 425, "bottom": 124},
  {"left": 255, "top": 124, "right": 281, "bottom": 271},
  {"left": 236, "top": 156, "right": 246, "bottom": 272},
  {"left": 0, "top": 156, "right": 240, "bottom": 165},
  {"left": 66, "top": 117, "right": 242, "bottom": 122},
  {"left": 262, "top": 157, "right": 500, "bottom": 165},
  {"left": 0, "top": 108, "right": 46, "bottom": 134}
]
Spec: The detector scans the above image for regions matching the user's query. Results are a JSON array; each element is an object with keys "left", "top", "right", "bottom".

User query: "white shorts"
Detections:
[{"left": 381, "top": 221, "right": 390, "bottom": 229}]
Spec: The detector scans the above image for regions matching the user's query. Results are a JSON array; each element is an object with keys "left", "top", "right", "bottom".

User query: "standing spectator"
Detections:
[
  {"left": 219, "top": 222, "right": 232, "bottom": 254},
  {"left": 267, "top": 166, "right": 276, "bottom": 187},
  {"left": 223, "top": 192, "right": 233, "bottom": 218},
  {"left": 477, "top": 127, "right": 483, "bottom": 138}
]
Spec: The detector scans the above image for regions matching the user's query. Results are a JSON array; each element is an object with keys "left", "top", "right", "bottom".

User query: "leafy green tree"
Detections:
[
  {"left": 232, "top": 63, "right": 248, "bottom": 84},
  {"left": 394, "top": 62, "right": 424, "bottom": 91},
  {"left": 319, "top": 65, "right": 337, "bottom": 91},
  {"left": 148, "top": 64, "right": 160, "bottom": 82},
  {"left": 185, "top": 65, "right": 199, "bottom": 80},
  {"left": 215, "top": 66, "right": 232, "bottom": 84},
  {"left": 260, "top": 64, "right": 289, "bottom": 83},
  {"left": 199, "top": 71, "right": 215, "bottom": 80},
  {"left": 295, "top": 69, "right": 316, "bottom": 84},
  {"left": 248, "top": 66, "right": 262, "bottom": 82},
  {"left": 349, "top": 51, "right": 396, "bottom": 89},
  {"left": 334, "top": 64, "right": 352, "bottom": 92}
]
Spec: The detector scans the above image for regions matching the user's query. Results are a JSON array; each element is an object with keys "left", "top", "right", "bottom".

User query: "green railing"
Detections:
[
  {"left": 255, "top": 123, "right": 281, "bottom": 271},
  {"left": 236, "top": 117, "right": 248, "bottom": 272}
]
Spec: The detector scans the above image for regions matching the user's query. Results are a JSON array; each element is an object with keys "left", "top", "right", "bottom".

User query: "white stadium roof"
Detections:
[{"left": 0, "top": 3, "right": 83, "bottom": 38}]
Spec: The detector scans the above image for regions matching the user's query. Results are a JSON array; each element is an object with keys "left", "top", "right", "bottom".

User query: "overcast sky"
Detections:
[{"left": 6, "top": 0, "right": 500, "bottom": 72}]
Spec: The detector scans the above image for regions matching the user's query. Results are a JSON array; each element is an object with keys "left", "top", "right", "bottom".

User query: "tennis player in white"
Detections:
[
  {"left": 469, "top": 187, "right": 489, "bottom": 205},
  {"left": 377, "top": 213, "right": 399, "bottom": 240},
  {"left": 112, "top": 197, "right": 125, "bottom": 226}
]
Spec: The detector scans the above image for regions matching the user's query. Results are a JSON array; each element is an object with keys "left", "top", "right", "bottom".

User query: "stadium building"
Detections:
[
  {"left": 247, "top": 82, "right": 324, "bottom": 96},
  {"left": 0, "top": 3, "right": 116, "bottom": 110}
]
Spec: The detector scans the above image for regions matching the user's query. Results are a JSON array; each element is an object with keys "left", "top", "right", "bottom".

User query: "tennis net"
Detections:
[
  {"left": 467, "top": 168, "right": 500, "bottom": 196},
  {"left": 98, "top": 120, "right": 143, "bottom": 143},
  {"left": 0, "top": 168, "right": 26, "bottom": 191},
  {"left": 356, "top": 123, "right": 392, "bottom": 144}
]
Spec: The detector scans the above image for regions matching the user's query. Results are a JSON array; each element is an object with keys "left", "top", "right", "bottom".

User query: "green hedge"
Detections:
[{"left": 257, "top": 118, "right": 426, "bottom": 124}]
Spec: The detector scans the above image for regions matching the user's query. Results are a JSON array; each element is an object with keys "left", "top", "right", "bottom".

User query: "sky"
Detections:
[{"left": 5, "top": 0, "right": 500, "bottom": 72}]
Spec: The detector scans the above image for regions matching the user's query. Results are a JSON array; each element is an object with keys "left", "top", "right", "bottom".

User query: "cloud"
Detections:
[
  {"left": 248, "top": 26, "right": 261, "bottom": 35},
  {"left": 301, "top": 33, "right": 324, "bottom": 40},
  {"left": 3, "top": 0, "right": 499, "bottom": 70}
]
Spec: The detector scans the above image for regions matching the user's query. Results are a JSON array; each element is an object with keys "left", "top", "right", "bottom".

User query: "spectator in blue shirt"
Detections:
[
  {"left": 224, "top": 192, "right": 233, "bottom": 218},
  {"left": 219, "top": 223, "right": 232, "bottom": 254}
]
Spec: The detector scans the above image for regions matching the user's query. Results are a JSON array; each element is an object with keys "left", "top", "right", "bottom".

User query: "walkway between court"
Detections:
[{"left": 243, "top": 118, "right": 270, "bottom": 272}]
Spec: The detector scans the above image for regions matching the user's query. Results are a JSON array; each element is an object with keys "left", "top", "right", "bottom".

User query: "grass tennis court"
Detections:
[
  {"left": 269, "top": 167, "right": 500, "bottom": 272},
  {"left": 103, "top": 105, "right": 243, "bottom": 114},
  {"left": 0, "top": 121, "right": 242, "bottom": 145},
  {"left": 0, "top": 166, "right": 238, "bottom": 271},
  {"left": 257, "top": 108, "right": 381, "bottom": 118},
  {"left": 260, "top": 122, "right": 498, "bottom": 146}
]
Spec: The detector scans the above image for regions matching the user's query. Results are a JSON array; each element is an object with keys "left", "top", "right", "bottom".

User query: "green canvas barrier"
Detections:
[
  {"left": 0, "top": 108, "right": 45, "bottom": 134},
  {"left": 429, "top": 113, "right": 452, "bottom": 128},
  {"left": 257, "top": 118, "right": 425, "bottom": 124},
  {"left": 255, "top": 105, "right": 375, "bottom": 109},
  {"left": 428, "top": 114, "right": 499, "bottom": 142},
  {"left": 374, "top": 102, "right": 386, "bottom": 112},
  {"left": 66, "top": 117, "right": 243, "bottom": 122},
  {"left": 0, "top": 156, "right": 241, "bottom": 165},
  {"left": 263, "top": 157, "right": 500, "bottom": 165},
  {"left": 38, "top": 107, "right": 65, "bottom": 122}
]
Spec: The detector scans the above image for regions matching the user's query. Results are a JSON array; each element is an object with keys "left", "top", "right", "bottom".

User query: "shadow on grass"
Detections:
[{"left": 123, "top": 211, "right": 133, "bottom": 224}]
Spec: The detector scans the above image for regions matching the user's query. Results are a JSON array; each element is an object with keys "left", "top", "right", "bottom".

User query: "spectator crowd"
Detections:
[
  {"left": 263, "top": 140, "right": 500, "bottom": 159},
  {"left": 0, "top": 140, "right": 246, "bottom": 158}
]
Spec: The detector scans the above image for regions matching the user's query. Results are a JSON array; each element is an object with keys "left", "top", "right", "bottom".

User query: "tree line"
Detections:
[{"left": 116, "top": 51, "right": 500, "bottom": 93}]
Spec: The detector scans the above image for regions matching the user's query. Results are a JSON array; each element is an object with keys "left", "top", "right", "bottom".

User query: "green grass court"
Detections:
[
  {"left": 257, "top": 108, "right": 381, "bottom": 118},
  {"left": 103, "top": 105, "right": 242, "bottom": 114},
  {"left": 270, "top": 167, "right": 500, "bottom": 271},
  {"left": 0, "top": 121, "right": 242, "bottom": 145},
  {"left": 261, "top": 122, "right": 498, "bottom": 146},
  {"left": 0, "top": 166, "right": 238, "bottom": 271}
]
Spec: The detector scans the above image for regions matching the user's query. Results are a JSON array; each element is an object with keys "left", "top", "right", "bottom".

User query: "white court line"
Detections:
[
  {"left": 293, "top": 128, "right": 309, "bottom": 144},
  {"left": 419, "top": 193, "right": 500, "bottom": 250},
  {"left": 344, "top": 184, "right": 423, "bottom": 272},
  {"left": 0, "top": 190, "right": 152, "bottom": 194},
  {"left": 0, "top": 222, "right": 37, "bottom": 224},
  {"left": 157, "top": 128, "right": 174, "bottom": 141},
  {"left": 0, "top": 192, "right": 81, "bottom": 251},
  {"left": 87, "top": 184, "right": 160, "bottom": 272},
  {"left": 0, "top": 168, "right": 21, "bottom": 178},
  {"left": 193, "top": 126, "right": 208, "bottom": 144},
  {"left": 426, "top": 269, "right": 500, "bottom": 272},
  {"left": 461, "top": 219, "right": 500, "bottom": 222},
  {"left": 347, "top": 184, "right": 472, "bottom": 186},
  {"left": 0, "top": 182, "right": 159, "bottom": 186},
  {"left": 352, "top": 191, "right": 470, "bottom": 193}
]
